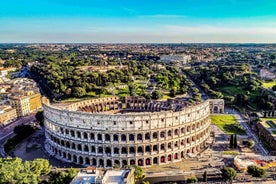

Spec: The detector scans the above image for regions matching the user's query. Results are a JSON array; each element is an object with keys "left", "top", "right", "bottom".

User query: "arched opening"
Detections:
[
  {"left": 83, "top": 132, "right": 88, "bottom": 139},
  {"left": 114, "top": 160, "right": 120, "bottom": 167},
  {"left": 122, "top": 160, "right": 127, "bottom": 166},
  {"left": 168, "top": 142, "right": 172, "bottom": 149},
  {"left": 67, "top": 153, "right": 71, "bottom": 160},
  {"left": 174, "top": 141, "right": 178, "bottom": 148},
  {"left": 153, "top": 157, "right": 158, "bottom": 164},
  {"left": 174, "top": 153, "right": 178, "bottom": 159},
  {"left": 73, "top": 155, "right": 77, "bottom": 162},
  {"left": 71, "top": 143, "right": 76, "bottom": 149},
  {"left": 92, "top": 158, "right": 97, "bottom": 166},
  {"left": 105, "top": 134, "right": 110, "bottom": 141},
  {"left": 70, "top": 130, "right": 75, "bottom": 137},
  {"left": 129, "top": 134, "right": 134, "bottom": 141},
  {"left": 174, "top": 129, "right": 179, "bottom": 136},
  {"left": 130, "top": 159, "right": 135, "bottom": 165},
  {"left": 153, "top": 132, "right": 158, "bottom": 139},
  {"left": 98, "top": 147, "right": 103, "bottom": 154},
  {"left": 153, "top": 145, "right": 158, "bottom": 152},
  {"left": 137, "top": 133, "right": 142, "bottom": 141},
  {"left": 160, "top": 156, "right": 165, "bottom": 163},
  {"left": 181, "top": 151, "right": 185, "bottom": 158},
  {"left": 168, "top": 154, "right": 172, "bottom": 161},
  {"left": 121, "top": 134, "right": 126, "bottom": 141},
  {"left": 168, "top": 130, "right": 172, "bottom": 137},
  {"left": 146, "top": 158, "right": 151, "bottom": 165},
  {"left": 160, "top": 144, "right": 165, "bottom": 151},
  {"left": 213, "top": 106, "right": 218, "bottom": 113},
  {"left": 85, "top": 157, "right": 90, "bottom": 165},
  {"left": 84, "top": 145, "right": 89, "bottom": 152},
  {"left": 106, "top": 159, "right": 112, "bottom": 167},
  {"left": 181, "top": 127, "right": 185, "bottom": 134},
  {"left": 79, "top": 156, "right": 83, "bottom": 164},
  {"left": 90, "top": 133, "right": 95, "bottom": 140},
  {"left": 145, "top": 133, "right": 150, "bottom": 140},
  {"left": 63, "top": 152, "right": 66, "bottom": 158},
  {"left": 66, "top": 142, "right": 70, "bottom": 148},
  {"left": 97, "top": 134, "right": 102, "bottom": 141},
  {"left": 138, "top": 146, "right": 143, "bottom": 154},
  {"left": 145, "top": 145, "right": 151, "bottom": 152},
  {"left": 129, "top": 147, "right": 135, "bottom": 154},
  {"left": 91, "top": 146, "right": 95, "bottom": 153},
  {"left": 61, "top": 140, "right": 65, "bottom": 146},
  {"left": 105, "top": 147, "right": 111, "bottom": 155},
  {"left": 121, "top": 147, "right": 127, "bottom": 154},
  {"left": 113, "top": 134, "right": 118, "bottom": 141},
  {"left": 77, "top": 144, "right": 82, "bottom": 151},
  {"left": 138, "top": 159, "right": 143, "bottom": 166},
  {"left": 160, "top": 131, "right": 165, "bottom": 138},
  {"left": 77, "top": 131, "right": 81, "bottom": 138},
  {"left": 114, "top": 147, "right": 119, "bottom": 154},
  {"left": 99, "top": 159, "right": 104, "bottom": 167}
]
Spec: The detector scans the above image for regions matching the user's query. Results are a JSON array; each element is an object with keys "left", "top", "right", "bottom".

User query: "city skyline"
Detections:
[{"left": 1, "top": 0, "right": 276, "bottom": 43}]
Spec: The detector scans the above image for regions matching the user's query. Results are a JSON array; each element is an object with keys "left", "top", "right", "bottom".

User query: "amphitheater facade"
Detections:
[{"left": 44, "top": 96, "right": 213, "bottom": 168}]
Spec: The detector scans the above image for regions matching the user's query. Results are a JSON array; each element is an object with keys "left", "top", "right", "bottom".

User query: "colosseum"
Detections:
[{"left": 44, "top": 96, "right": 214, "bottom": 168}]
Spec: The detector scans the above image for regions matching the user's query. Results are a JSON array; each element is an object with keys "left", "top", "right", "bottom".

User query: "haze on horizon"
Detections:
[{"left": 1, "top": 0, "right": 276, "bottom": 43}]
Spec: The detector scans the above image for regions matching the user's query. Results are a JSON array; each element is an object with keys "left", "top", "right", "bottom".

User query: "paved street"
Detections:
[{"left": 225, "top": 108, "right": 268, "bottom": 156}]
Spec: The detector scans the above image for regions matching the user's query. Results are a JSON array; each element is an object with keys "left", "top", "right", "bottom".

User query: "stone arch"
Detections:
[
  {"left": 77, "top": 144, "right": 82, "bottom": 151},
  {"left": 91, "top": 146, "right": 96, "bottom": 153},
  {"left": 122, "top": 160, "right": 127, "bottom": 166},
  {"left": 121, "top": 147, "right": 127, "bottom": 154},
  {"left": 160, "top": 131, "right": 165, "bottom": 138},
  {"left": 145, "top": 133, "right": 150, "bottom": 140},
  {"left": 146, "top": 158, "right": 151, "bottom": 165},
  {"left": 138, "top": 159, "right": 143, "bottom": 166},
  {"left": 114, "top": 147, "right": 119, "bottom": 154},
  {"left": 90, "top": 133, "right": 95, "bottom": 140},
  {"left": 71, "top": 143, "right": 76, "bottom": 149},
  {"left": 85, "top": 157, "right": 90, "bottom": 165},
  {"left": 70, "top": 130, "right": 75, "bottom": 137},
  {"left": 92, "top": 158, "right": 97, "bottom": 166},
  {"left": 121, "top": 134, "right": 126, "bottom": 141},
  {"left": 67, "top": 153, "right": 71, "bottom": 160},
  {"left": 138, "top": 146, "right": 143, "bottom": 154},
  {"left": 77, "top": 131, "right": 81, "bottom": 139},
  {"left": 97, "top": 134, "right": 102, "bottom": 141},
  {"left": 145, "top": 145, "right": 151, "bottom": 152},
  {"left": 152, "top": 132, "right": 158, "bottom": 139},
  {"left": 137, "top": 133, "right": 142, "bottom": 141},
  {"left": 174, "top": 129, "right": 179, "bottom": 136},
  {"left": 84, "top": 145, "right": 89, "bottom": 152},
  {"left": 114, "top": 160, "right": 120, "bottom": 167},
  {"left": 129, "top": 134, "right": 134, "bottom": 141},
  {"left": 105, "top": 147, "right": 111, "bottom": 155},
  {"left": 83, "top": 132, "right": 88, "bottom": 139},
  {"left": 168, "top": 154, "right": 172, "bottom": 161},
  {"left": 105, "top": 134, "right": 110, "bottom": 141},
  {"left": 99, "top": 159, "right": 104, "bottom": 167},
  {"left": 113, "top": 134, "right": 118, "bottom": 141},
  {"left": 79, "top": 156, "right": 83, "bottom": 165},
  {"left": 98, "top": 147, "right": 103, "bottom": 154},
  {"left": 129, "top": 147, "right": 135, "bottom": 154},
  {"left": 160, "top": 156, "right": 165, "bottom": 163},
  {"left": 153, "top": 157, "right": 158, "bottom": 164},
  {"left": 106, "top": 159, "right": 112, "bottom": 167},
  {"left": 73, "top": 155, "right": 77, "bottom": 162},
  {"left": 130, "top": 159, "right": 135, "bottom": 165}
]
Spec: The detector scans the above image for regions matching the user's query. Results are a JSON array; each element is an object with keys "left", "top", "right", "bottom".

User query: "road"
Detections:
[
  {"left": 225, "top": 108, "right": 268, "bottom": 156},
  {"left": 0, "top": 115, "right": 36, "bottom": 158}
]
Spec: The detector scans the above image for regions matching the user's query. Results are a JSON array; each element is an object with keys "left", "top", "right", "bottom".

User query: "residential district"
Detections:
[{"left": 0, "top": 44, "right": 276, "bottom": 184}]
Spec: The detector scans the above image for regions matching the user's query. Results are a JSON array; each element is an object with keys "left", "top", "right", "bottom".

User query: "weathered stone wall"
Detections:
[{"left": 44, "top": 97, "right": 211, "bottom": 168}]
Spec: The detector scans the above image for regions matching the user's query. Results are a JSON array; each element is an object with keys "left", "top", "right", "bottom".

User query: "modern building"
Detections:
[
  {"left": 0, "top": 105, "right": 17, "bottom": 126},
  {"left": 70, "top": 167, "right": 135, "bottom": 184},
  {"left": 9, "top": 95, "right": 30, "bottom": 117},
  {"left": 44, "top": 96, "right": 216, "bottom": 168}
]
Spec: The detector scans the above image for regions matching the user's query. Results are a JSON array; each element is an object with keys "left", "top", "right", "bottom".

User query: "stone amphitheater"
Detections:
[{"left": 43, "top": 96, "right": 224, "bottom": 168}]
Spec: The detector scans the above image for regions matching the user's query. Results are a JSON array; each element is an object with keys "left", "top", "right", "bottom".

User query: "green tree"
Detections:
[
  {"left": 229, "top": 134, "right": 234, "bottom": 149},
  {"left": 233, "top": 134, "right": 237, "bottom": 149},
  {"left": 186, "top": 176, "right": 198, "bottom": 183},
  {"left": 203, "top": 170, "right": 207, "bottom": 182},
  {"left": 133, "top": 165, "right": 145, "bottom": 181},
  {"left": 49, "top": 168, "right": 77, "bottom": 184},
  {"left": 220, "top": 166, "right": 237, "bottom": 183},
  {"left": 272, "top": 85, "right": 276, "bottom": 91},
  {"left": 247, "top": 165, "right": 266, "bottom": 177},
  {"left": 72, "top": 87, "right": 86, "bottom": 97},
  {"left": 151, "top": 90, "right": 163, "bottom": 100}
]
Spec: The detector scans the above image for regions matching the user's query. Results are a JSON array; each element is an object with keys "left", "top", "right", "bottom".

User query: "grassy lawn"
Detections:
[
  {"left": 211, "top": 114, "right": 246, "bottom": 135},
  {"left": 222, "top": 151, "right": 240, "bottom": 156},
  {"left": 262, "top": 81, "right": 276, "bottom": 89}
]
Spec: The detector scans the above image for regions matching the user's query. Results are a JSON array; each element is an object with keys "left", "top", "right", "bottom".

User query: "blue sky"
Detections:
[{"left": 1, "top": 0, "right": 276, "bottom": 43}]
